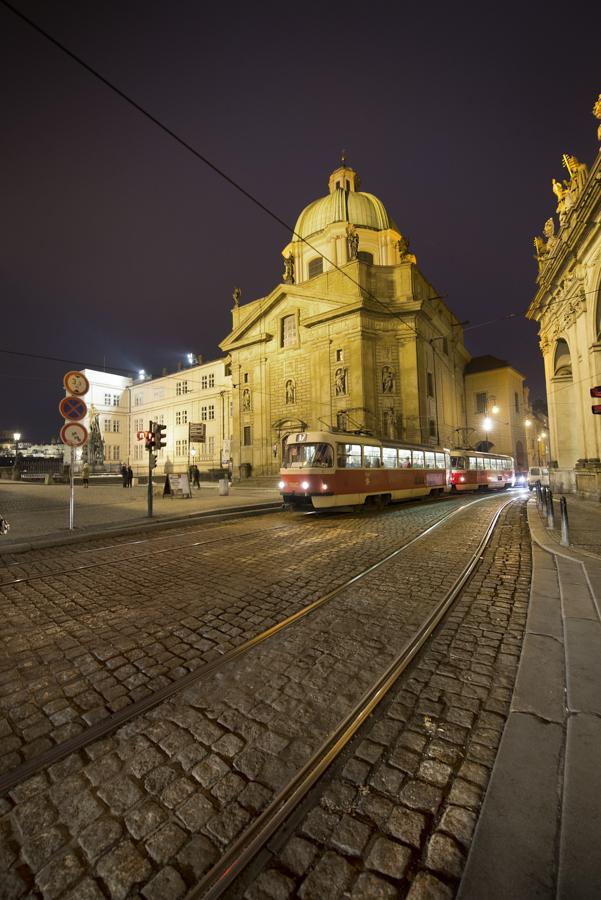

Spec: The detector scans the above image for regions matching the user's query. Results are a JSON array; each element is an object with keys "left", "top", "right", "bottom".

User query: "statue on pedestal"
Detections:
[
  {"left": 282, "top": 255, "right": 295, "bottom": 284},
  {"left": 593, "top": 93, "right": 601, "bottom": 142},
  {"left": 232, "top": 287, "right": 241, "bottom": 307},
  {"left": 346, "top": 225, "right": 359, "bottom": 261}
]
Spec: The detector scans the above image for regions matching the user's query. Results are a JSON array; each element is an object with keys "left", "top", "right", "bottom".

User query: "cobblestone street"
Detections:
[{"left": 0, "top": 493, "right": 532, "bottom": 898}]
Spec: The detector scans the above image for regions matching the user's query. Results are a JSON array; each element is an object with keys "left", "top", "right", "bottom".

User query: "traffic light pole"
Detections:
[{"left": 147, "top": 447, "right": 153, "bottom": 518}]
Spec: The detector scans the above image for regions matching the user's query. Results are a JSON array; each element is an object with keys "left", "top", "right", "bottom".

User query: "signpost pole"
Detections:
[{"left": 69, "top": 446, "right": 75, "bottom": 530}]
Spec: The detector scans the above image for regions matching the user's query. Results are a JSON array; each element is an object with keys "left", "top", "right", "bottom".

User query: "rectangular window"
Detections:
[
  {"left": 412, "top": 449, "right": 425, "bottom": 467},
  {"left": 363, "top": 445, "right": 381, "bottom": 468},
  {"left": 336, "top": 349, "right": 343, "bottom": 362},
  {"left": 208, "top": 373, "right": 215, "bottom": 387},
  {"left": 281, "top": 314, "right": 298, "bottom": 348},
  {"left": 243, "top": 426, "right": 252, "bottom": 446},
  {"left": 435, "top": 452, "right": 446, "bottom": 468},
  {"left": 112, "top": 420, "right": 120, "bottom": 433},
  {"left": 104, "top": 393, "right": 112, "bottom": 406},
  {"left": 112, "top": 446, "right": 120, "bottom": 461},
  {"left": 201, "top": 406, "right": 207, "bottom": 421},
  {"left": 201, "top": 375, "right": 207, "bottom": 389},
  {"left": 336, "top": 443, "right": 362, "bottom": 468},
  {"left": 243, "top": 373, "right": 249, "bottom": 383},
  {"left": 336, "top": 412, "right": 347, "bottom": 431},
  {"left": 475, "top": 392, "right": 487, "bottom": 414},
  {"left": 134, "top": 394, "right": 142, "bottom": 407},
  {"left": 382, "top": 447, "right": 397, "bottom": 468},
  {"left": 427, "top": 372, "right": 434, "bottom": 397},
  {"left": 429, "top": 419, "right": 436, "bottom": 437},
  {"left": 176, "top": 381, "right": 188, "bottom": 396},
  {"left": 208, "top": 404, "right": 215, "bottom": 421},
  {"left": 468, "top": 456, "right": 478, "bottom": 470},
  {"left": 442, "top": 337, "right": 449, "bottom": 355},
  {"left": 207, "top": 435, "right": 215, "bottom": 456},
  {"left": 175, "top": 409, "right": 188, "bottom": 425},
  {"left": 398, "top": 448, "right": 412, "bottom": 468},
  {"left": 112, "top": 395, "right": 119, "bottom": 406},
  {"left": 103, "top": 418, "right": 111, "bottom": 431},
  {"left": 425, "top": 451, "right": 436, "bottom": 468},
  {"left": 175, "top": 439, "right": 188, "bottom": 456},
  {"left": 514, "top": 392, "right": 519, "bottom": 413}
]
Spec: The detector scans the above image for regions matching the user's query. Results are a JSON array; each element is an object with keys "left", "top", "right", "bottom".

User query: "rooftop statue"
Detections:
[
  {"left": 282, "top": 254, "right": 295, "bottom": 284},
  {"left": 232, "top": 286, "right": 241, "bottom": 307},
  {"left": 533, "top": 235, "right": 548, "bottom": 274},
  {"left": 594, "top": 93, "right": 601, "bottom": 141},
  {"left": 346, "top": 224, "right": 359, "bottom": 260}
]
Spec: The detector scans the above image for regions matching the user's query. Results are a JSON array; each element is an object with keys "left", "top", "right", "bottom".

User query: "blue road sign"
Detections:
[{"left": 59, "top": 395, "right": 88, "bottom": 421}]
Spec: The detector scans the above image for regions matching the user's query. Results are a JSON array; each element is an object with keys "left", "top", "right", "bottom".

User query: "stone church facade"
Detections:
[
  {"left": 528, "top": 96, "right": 601, "bottom": 497},
  {"left": 221, "top": 163, "right": 470, "bottom": 477}
]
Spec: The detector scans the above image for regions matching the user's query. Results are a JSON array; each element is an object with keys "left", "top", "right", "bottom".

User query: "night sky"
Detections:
[{"left": 2, "top": 1, "right": 600, "bottom": 441}]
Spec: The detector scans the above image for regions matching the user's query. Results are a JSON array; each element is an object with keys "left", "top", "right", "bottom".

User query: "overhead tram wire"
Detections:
[
  {"left": 0, "top": 347, "right": 138, "bottom": 375},
  {"left": 2, "top": 0, "right": 455, "bottom": 373}
]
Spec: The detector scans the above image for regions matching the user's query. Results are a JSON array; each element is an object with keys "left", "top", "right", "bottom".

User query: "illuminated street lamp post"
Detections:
[
  {"left": 482, "top": 417, "right": 493, "bottom": 451},
  {"left": 12, "top": 432, "right": 21, "bottom": 479}
]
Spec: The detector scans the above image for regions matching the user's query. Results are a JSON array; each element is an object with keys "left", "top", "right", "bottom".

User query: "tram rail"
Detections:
[
  {"left": 192, "top": 493, "right": 517, "bottom": 899},
  {"left": 0, "top": 493, "right": 500, "bottom": 795}
]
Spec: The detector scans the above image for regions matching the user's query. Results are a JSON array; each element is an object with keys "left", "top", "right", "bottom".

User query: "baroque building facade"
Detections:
[
  {"left": 528, "top": 96, "right": 601, "bottom": 497},
  {"left": 220, "top": 163, "right": 471, "bottom": 477}
]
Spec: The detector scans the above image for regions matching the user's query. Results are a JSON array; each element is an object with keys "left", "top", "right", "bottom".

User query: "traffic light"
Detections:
[
  {"left": 154, "top": 422, "right": 167, "bottom": 449},
  {"left": 150, "top": 453, "right": 158, "bottom": 469},
  {"left": 144, "top": 431, "right": 155, "bottom": 450},
  {"left": 590, "top": 386, "right": 601, "bottom": 414}
]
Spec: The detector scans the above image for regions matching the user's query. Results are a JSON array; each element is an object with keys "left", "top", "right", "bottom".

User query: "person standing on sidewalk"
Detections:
[
  {"left": 127, "top": 465, "right": 133, "bottom": 488},
  {"left": 82, "top": 463, "right": 90, "bottom": 488},
  {"left": 121, "top": 464, "right": 128, "bottom": 488}
]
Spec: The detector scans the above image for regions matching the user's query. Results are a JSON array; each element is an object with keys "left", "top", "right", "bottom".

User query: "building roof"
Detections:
[
  {"left": 292, "top": 165, "right": 399, "bottom": 240},
  {"left": 464, "top": 355, "right": 513, "bottom": 375}
]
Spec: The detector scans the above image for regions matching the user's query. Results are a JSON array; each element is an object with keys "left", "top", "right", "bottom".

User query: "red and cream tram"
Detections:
[
  {"left": 449, "top": 450, "right": 515, "bottom": 492},
  {"left": 279, "top": 431, "right": 451, "bottom": 510}
]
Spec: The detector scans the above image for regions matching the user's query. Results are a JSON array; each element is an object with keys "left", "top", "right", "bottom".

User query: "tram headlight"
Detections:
[
  {"left": 301, "top": 481, "right": 310, "bottom": 490},
  {"left": 278, "top": 481, "right": 285, "bottom": 490},
  {"left": 459, "top": 476, "right": 465, "bottom": 483},
  {"left": 321, "top": 483, "right": 328, "bottom": 491}
]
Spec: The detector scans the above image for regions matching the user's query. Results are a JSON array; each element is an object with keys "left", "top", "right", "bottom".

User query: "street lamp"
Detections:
[
  {"left": 12, "top": 432, "right": 21, "bottom": 478},
  {"left": 482, "top": 417, "right": 493, "bottom": 450}
]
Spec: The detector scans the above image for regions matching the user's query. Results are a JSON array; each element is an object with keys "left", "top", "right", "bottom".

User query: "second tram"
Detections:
[
  {"left": 279, "top": 431, "right": 451, "bottom": 510},
  {"left": 449, "top": 450, "right": 515, "bottom": 492}
]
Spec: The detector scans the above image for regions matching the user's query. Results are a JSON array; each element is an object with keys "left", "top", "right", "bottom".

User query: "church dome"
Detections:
[{"left": 292, "top": 163, "right": 399, "bottom": 240}]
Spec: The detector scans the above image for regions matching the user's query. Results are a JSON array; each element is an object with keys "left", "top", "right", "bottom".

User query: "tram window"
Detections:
[
  {"left": 283, "top": 442, "right": 333, "bottom": 468},
  {"left": 398, "top": 448, "right": 412, "bottom": 468},
  {"left": 337, "top": 443, "right": 362, "bottom": 468},
  {"left": 445, "top": 452, "right": 451, "bottom": 469},
  {"left": 425, "top": 452, "right": 436, "bottom": 468},
  {"left": 412, "top": 450, "right": 425, "bottom": 467},
  {"left": 364, "top": 445, "right": 381, "bottom": 468},
  {"left": 382, "top": 447, "right": 397, "bottom": 468},
  {"left": 451, "top": 455, "right": 465, "bottom": 469},
  {"left": 435, "top": 452, "right": 445, "bottom": 468},
  {"left": 468, "top": 456, "right": 478, "bottom": 469},
  {"left": 477, "top": 457, "right": 485, "bottom": 469}
]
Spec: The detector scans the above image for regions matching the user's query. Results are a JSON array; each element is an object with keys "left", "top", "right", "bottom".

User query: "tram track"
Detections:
[
  {"left": 192, "top": 493, "right": 518, "bottom": 899},
  {"left": 0, "top": 493, "right": 501, "bottom": 795}
]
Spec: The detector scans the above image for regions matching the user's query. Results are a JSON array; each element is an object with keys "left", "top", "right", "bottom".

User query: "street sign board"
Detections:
[
  {"left": 60, "top": 422, "right": 89, "bottom": 446},
  {"left": 59, "top": 395, "right": 88, "bottom": 421},
  {"left": 63, "top": 370, "right": 90, "bottom": 396},
  {"left": 590, "top": 386, "right": 601, "bottom": 399},
  {"left": 189, "top": 422, "right": 206, "bottom": 442}
]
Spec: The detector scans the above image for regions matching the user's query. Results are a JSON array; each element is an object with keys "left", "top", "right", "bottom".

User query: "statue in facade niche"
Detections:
[
  {"left": 285, "top": 379, "right": 295, "bottom": 404},
  {"left": 346, "top": 225, "right": 359, "bottom": 260},
  {"left": 282, "top": 255, "right": 295, "bottom": 284},
  {"left": 335, "top": 367, "right": 347, "bottom": 395},
  {"left": 242, "top": 388, "right": 251, "bottom": 412},
  {"left": 232, "top": 287, "right": 241, "bottom": 307},
  {"left": 382, "top": 366, "right": 395, "bottom": 393}
]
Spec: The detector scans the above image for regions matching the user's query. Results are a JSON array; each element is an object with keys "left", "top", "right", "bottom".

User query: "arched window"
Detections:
[
  {"left": 553, "top": 339, "right": 572, "bottom": 378},
  {"left": 308, "top": 257, "right": 323, "bottom": 279},
  {"left": 515, "top": 439, "right": 525, "bottom": 468},
  {"left": 357, "top": 251, "right": 373, "bottom": 264}
]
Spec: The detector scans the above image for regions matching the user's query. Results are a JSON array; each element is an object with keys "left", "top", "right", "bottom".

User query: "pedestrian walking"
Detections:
[
  {"left": 127, "top": 465, "right": 133, "bottom": 487},
  {"left": 82, "top": 463, "right": 90, "bottom": 488},
  {"left": 193, "top": 465, "right": 200, "bottom": 489},
  {"left": 121, "top": 464, "right": 128, "bottom": 488}
]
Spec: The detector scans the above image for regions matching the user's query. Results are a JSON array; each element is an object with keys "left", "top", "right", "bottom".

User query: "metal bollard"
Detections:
[
  {"left": 560, "top": 495, "right": 570, "bottom": 546},
  {"left": 546, "top": 488, "right": 555, "bottom": 529}
]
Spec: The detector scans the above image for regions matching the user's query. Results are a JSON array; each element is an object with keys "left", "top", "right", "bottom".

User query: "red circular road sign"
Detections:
[
  {"left": 59, "top": 395, "right": 88, "bottom": 421},
  {"left": 63, "top": 370, "right": 90, "bottom": 396},
  {"left": 60, "top": 422, "right": 88, "bottom": 447}
]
